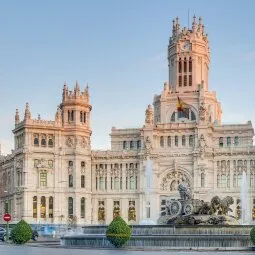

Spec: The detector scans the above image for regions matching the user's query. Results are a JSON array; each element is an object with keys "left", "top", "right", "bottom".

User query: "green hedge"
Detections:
[
  {"left": 106, "top": 216, "right": 131, "bottom": 248},
  {"left": 250, "top": 226, "right": 255, "bottom": 245},
  {"left": 11, "top": 220, "right": 32, "bottom": 244}
]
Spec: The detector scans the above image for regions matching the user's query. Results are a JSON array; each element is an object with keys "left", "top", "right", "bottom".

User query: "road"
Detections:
[{"left": 0, "top": 245, "right": 254, "bottom": 255}]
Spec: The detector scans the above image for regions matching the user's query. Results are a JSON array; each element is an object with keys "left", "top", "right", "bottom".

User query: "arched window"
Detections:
[
  {"left": 171, "top": 112, "right": 176, "bottom": 122},
  {"left": 68, "top": 110, "right": 71, "bottom": 122},
  {"left": 237, "top": 174, "right": 242, "bottom": 187},
  {"left": 81, "top": 175, "right": 85, "bottom": 188},
  {"left": 48, "top": 138, "right": 54, "bottom": 147},
  {"left": 219, "top": 137, "right": 224, "bottom": 147},
  {"left": 114, "top": 177, "right": 120, "bottom": 190},
  {"left": 178, "top": 58, "right": 182, "bottom": 73},
  {"left": 123, "top": 141, "right": 127, "bottom": 149},
  {"left": 81, "top": 197, "right": 85, "bottom": 219},
  {"left": 83, "top": 112, "right": 86, "bottom": 123},
  {"left": 191, "top": 111, "right": 196, "bottom": 121},
  {"left": 130, "top": 141, "right": 134, "bottom": 150},
  {"left": 233, "top": 174, "right": 237, "bottom": 187},
  {"left": 68, "top": 197, "right": 73, "bottom": 217},
  {"left": 71, "top": 110, "right": 74, "bottom": 121},
  {"left": 201, "top": 173, "right": 205, "bottom": 187},
  {"left": 189, "top": 135, "right": 194, "bottom": 147},
  {"left": 69, "top": 175, "right": 73, "bottom": 188},
  {"left": 217, "top": 174, "right": 220, "bottom": 188},
  {"left": 189, "top": 57, "right": 192, "bottom": 72},
  {"left": 129, "top": 176, "right": 135, "bottom": 190},
  {"left": 81, "top": 161, "right": 85, "bottom": 167},
  {"left": 167, "top": 136, "right": 171, "bottom": 147},
  {"left": 184, "top": 58, "right": 187, "bottom": 73},
  {"left": 99, "top": 177, "right": 104, "bottom": 191},
  {"left": 137, "top": 140, "right": 141, "bottom": 150},
  {"left": 40, "top": 196, "right": 46, "bottom": 218},
  {"left": 227, "top": 137, "right": 231, "bottom": 147},
  {"left": 175, "top": 136, "right": 178, "bottom": 147},
  {"left": 49, "top": 196, "right": 53, "bottom": 218},
  {"left": 41, "top": 137, "right": 46, "bottom": 146},
  {"left": 234, "top": 136, "right": 239, "bottom": 146},
  {"left": 80, "top": 111, "right": 83, "bottom": 122},
  {"left": 182, "top": 135, "right": 186, "bottom": 146},
  {"left": 34, "top": 137, "right": 39, "bottom": 146},
  {"left": 221, "top": 175, "right": 227, "bottom": 188},
  {"left": 33, "top": 196, "right": 37, "bottom": 218},
  {"left": 160, "top": 136, "right": 164, "bottom": 147}
]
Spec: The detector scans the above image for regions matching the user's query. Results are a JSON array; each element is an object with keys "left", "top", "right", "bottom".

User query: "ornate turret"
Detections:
[
  {"left": 168, "top": 15, "right": 210, "bottom": 93},
  {"left": 59, "top": 80, "right": 92, "bottom": 137},
  {"left": 55, "top": 105, "right": 62, "bottom": 125},
  {"left": 15, "top": 109, "right": 20, "bottom": 125},
  {"left": 24, "top": 103, "right": 31, "bottom": 120},
  {"left": 74, "top": 80, "right": 80, "bottom": 97},
  {"left": 145, "top": 104, "right": 154, "bottom": 126}
]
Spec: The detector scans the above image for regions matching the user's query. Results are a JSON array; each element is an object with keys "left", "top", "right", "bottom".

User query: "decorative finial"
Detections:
[
  {"left": 199, "top": 16, "right": 202, "bottom": 25},
  {"left": 38, "top": 114, "right": 41, "bottom": 120},
  {"left": 15, "top": 109, "right": 20, "bottom": 125},
  {"left": 24, "top": 102, "right": 31, "bottom": 120}
]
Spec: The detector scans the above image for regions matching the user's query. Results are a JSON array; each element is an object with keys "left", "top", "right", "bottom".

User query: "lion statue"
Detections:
[
  {"left": 218, "top": 196, "right": 234, "bottom": 215},
  {"left": 197, "top": 196, "right": 234, "bottom": 216}
]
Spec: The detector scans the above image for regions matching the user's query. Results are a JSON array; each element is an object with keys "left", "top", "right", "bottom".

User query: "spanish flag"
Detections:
[{"left": 177, "top": 96, "right": 187, "bottom": 112}]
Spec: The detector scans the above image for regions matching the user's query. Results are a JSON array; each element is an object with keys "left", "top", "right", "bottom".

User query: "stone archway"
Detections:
[{"left": 160, "top": 170, "right": 191, "bottom": 192}]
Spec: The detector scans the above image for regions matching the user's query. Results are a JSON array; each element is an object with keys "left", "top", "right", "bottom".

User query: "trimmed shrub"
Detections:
[
  {"left": 106, "top": 216, "right": 131, "bottom": 248},
  {"left": 11, "top": 220, "right": 32, "bottom": 244},
  {"left": 250, "top": 226, "right": 255, "bottom": 245}
]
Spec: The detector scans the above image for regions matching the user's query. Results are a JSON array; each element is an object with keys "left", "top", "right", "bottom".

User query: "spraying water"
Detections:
[
  {"left": 139, "top": 158, "right": 156, "bottom": 225},
  {"left": 241, "top": 171, "right": 251, "bottom": 225}
]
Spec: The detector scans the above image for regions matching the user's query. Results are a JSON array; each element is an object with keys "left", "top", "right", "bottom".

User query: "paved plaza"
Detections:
[{"left": 0, "top": 245, "right": 254, "bottom": 255}]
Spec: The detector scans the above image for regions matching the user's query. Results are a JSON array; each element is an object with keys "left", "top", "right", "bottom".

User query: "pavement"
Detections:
[{"left": 0, "top": 244, "right": 255, "bottom": 255}]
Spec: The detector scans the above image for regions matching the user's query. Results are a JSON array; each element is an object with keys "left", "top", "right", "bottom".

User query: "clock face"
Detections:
[{"left": 182, "top": 41, "right": 191, "bottom": 51}]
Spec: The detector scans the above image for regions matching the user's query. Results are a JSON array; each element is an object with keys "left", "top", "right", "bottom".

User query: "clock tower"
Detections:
[{"left": 168, "top": 16, "right": 210, "bottom": 93}]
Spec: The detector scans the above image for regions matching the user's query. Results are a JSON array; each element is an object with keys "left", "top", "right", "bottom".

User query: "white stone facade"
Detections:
[{"left": 0, "top": 16, "right": 255, "bottom": 225}]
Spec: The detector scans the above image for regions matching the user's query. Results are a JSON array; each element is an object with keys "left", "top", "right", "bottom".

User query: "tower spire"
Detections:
[
  {"left": 15, "top": 109, "right": 20, "bottom": 125},
  {"left": 24, "top": 103, "right": 31, "bottom": 120}
]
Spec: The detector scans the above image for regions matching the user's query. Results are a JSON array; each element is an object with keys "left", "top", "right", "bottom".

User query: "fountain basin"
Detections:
[{"left": 60, "top": 225, "right": 254, "bottom": 250}]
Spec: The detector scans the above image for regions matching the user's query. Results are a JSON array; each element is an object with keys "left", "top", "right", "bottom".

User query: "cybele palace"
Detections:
[{"left": 0, "top": 16, "right": 255, "bottom": 225}]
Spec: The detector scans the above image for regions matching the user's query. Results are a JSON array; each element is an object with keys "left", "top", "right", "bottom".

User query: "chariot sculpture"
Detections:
[{"left": 158, "top": 182, "right": 236, "bottom": 225}]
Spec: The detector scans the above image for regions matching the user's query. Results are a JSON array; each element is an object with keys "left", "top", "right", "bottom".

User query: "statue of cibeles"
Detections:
[{"left": 178, "top": 181, "right": 192, "bottom": 200}]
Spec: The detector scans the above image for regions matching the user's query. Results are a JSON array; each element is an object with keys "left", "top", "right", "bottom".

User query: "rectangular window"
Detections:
[
  {"left": 81, "top": 198, "right": 85, "bottom": 219},
  {"left": 81, "top": 175, "right": 85, "bottom": 188},
  {"left": 40, "top": 172, "right": 47, "bottom": 187},
  {"left": 69, "top": 175, "right": 73, "bottom": 188},
  {"left": 189, "top": 75, "right": 192, "bottom": 86},
  {"left": 184, "top": 75, "right": 187, "bottom": 86},
  {"left": 175, "top": 136, "right": 178, "bottom": 147},
  {"left": 178, "top": 75, "right": 182, "bottom": 87},
  {"left": 227, "top": 137, "right": 231, "bottom": 147}
]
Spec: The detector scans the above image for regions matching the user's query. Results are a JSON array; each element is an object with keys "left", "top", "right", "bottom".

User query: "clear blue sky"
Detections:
[{"left": 1, "top": 0, "right": 255, "bottom": 154}]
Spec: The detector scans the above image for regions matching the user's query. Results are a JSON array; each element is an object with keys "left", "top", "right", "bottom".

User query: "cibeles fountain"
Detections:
[{"left": 61, "top": 162, "right": 254, "bottom": 249}]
